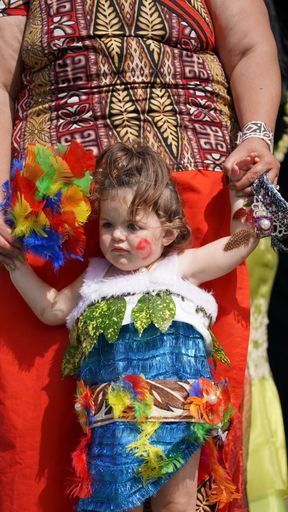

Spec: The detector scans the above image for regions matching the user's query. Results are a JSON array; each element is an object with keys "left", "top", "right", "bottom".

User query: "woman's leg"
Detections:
[
  {"left": 127, "top": 505, "right": 143, "bottom": 512},
  {"left": 151, "top": 450, "right": 200, "bottom": 512}
]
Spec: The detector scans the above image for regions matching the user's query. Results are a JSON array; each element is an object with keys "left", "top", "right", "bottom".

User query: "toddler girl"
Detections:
[{"left": 7, "top": 141, "right": 258, "bottom": 512}]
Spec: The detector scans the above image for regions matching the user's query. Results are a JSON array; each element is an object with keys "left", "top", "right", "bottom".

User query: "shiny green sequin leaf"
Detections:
[
  {"left": 132, "top": 294, "right": 153, "bottom": 336},
  {"left": 69, "top": 321, "right": 79, "bottom": 346},
  {"left": 61, "top": 345, "right": 83, "bottom": 378},
  {"left": 62, "top": 297, "right": 127, "bottom": 378},
  {"left": 210, "top": 329, "right": 231, "bottom": 367},
  {"left": 77, "top": 296, "right": 126, "bottom": 345},
  {"left": 78, "top": 303, "right": 103, "bottom": 347},
  {"left": 132, "top": 291, "right": 176, "bottom": 336},
  {"left": 100, "top": 297, "right": 127, "bottom": 343},
  {"left": 150, "top": 291, "right": 176, "bottom": 333}
]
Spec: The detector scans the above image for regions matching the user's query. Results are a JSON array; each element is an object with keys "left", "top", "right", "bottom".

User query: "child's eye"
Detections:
[
  {"left": 102, "top": 221, "right": 113, "bottom": 229},
  {"left": 127, "top": 222, "right": 139, "bottom": 232}
]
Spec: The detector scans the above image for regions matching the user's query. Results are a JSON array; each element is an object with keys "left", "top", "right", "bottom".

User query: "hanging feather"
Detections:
[
  {"left": 0, "top": 141, "right": 95, "bottom": 271},
  {"left": 205, "top": 438, "right": 240, "bottom": 507},
  {"left": 127, "top": 421, "right": 165, "bottom": 483},
  {"left": 68, "top": 429, "right": 93, "bottom": 499}
]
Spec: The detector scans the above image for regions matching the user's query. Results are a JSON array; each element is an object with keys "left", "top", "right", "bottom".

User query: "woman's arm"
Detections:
[
  {"left": 206, "top": 0, "right": 281, "bottom": 192},
  {"left": 9, "top": 263, "right": 84, "bottom": 325},
  {"left": 0, "top": 17, "right": 26, "bottom": 265}
]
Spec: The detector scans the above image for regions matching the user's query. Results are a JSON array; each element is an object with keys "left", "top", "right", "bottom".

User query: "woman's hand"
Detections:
[
  {"left": 223, "top": 139, "right": 280, "bottom": 195},
  {"left": 0, "top": 210, "right": 21, "bottom": 267}
]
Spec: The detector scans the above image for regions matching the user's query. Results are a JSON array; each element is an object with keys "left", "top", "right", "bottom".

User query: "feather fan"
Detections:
[{"left": 1, "top": 141, "right": 95, "bottom": 270}]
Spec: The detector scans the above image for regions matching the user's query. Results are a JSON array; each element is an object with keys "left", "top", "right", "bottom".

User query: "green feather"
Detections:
[
  {"left": 161, "top": 453, "right": 184, "bottom": 474},
  {"left": 189, "top": 422, "right": 212, "bottom": 443},
  {"left": 73, "top": 172, "right": 92, "bottom": 195},
  {"left": 34, "top": 145, "right": 58, "bottom": 198}
]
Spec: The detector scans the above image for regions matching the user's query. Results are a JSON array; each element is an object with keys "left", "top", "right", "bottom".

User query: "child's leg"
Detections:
[{"left": 150, "top": 450, "right": 200, "bottom": 512}]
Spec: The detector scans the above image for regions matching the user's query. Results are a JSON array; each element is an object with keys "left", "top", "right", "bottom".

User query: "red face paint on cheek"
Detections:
[{"left": 135, "top": 238, "right": 153, "bottom": 260}]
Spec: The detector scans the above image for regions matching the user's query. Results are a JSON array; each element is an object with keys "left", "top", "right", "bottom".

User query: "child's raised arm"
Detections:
[
  {"left": 9, "top": 262, "right": 84, "bottom": 325},
  {"left": 178, "top": 159, "right": 259, "bottom": 285}
]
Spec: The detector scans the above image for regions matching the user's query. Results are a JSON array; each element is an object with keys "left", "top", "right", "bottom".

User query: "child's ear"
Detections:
[{"left": 163, "top": 228, "right": 179, "bottom": 247}]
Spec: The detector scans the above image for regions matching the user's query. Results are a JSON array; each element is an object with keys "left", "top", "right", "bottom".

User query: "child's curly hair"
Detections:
[{"left": 91, "top": 141, "right": 191, "bottom": 251}]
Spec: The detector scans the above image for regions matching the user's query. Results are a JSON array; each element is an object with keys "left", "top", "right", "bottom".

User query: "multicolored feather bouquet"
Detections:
[{"left": 1, "top": 141, "right": 95, "bottom": 270}]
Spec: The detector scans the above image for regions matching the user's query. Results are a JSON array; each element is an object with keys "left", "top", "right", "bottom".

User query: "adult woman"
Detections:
[{"left": 0, "top": 1, "right": 280, "bottom": 511}]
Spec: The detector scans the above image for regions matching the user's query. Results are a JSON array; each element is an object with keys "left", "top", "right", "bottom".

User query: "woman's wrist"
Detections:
[{"left": 236, "top": 121, "right": 274, "bottom": 152}]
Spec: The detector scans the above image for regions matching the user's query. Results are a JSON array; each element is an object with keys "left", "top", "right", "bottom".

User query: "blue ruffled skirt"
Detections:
[{"left": 77, "top": 321, "right": 212, "bottom": 512}]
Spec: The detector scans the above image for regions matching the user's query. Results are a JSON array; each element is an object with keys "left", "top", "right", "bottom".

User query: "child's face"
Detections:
[{"left": 99, "top": 188, "right": 172, "bottom": 271}]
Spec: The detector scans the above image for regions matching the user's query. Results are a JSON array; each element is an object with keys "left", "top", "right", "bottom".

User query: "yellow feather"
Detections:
[
  {"left": 107, "top": 386, "right": 132, "bottom": 419},
  {"left": 74, "top": 199, "right": 91, "bottom": 225},
  {"left": 50, "top": 154, "right": 72, "bottom": 181},
  {"left": 12, "top": 195, "right": 50, "bottom": 238},
  {"left": 61, "top": 186, "right": 91, "bottom": 224},
  {"left": 127, "top": 421, "right": 166, "bottom": 483}
]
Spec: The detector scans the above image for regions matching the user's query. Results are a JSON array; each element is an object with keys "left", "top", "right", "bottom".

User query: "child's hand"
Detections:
[
  {"left": 228, "top": 152, "right": 259, "bottom": 183},
  {"left": 5, "top": 255, "right": 26, "bottom": 272},
  {"left": 224, "top": 138, "right": 280, "bottom": 195}
]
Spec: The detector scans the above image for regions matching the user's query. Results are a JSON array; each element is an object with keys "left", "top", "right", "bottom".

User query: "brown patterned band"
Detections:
[{"left": 88, "top": 379, "right": 213, "bottom": 426}]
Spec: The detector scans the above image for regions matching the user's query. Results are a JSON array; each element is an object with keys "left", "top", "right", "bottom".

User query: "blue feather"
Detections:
[
  {"left": 0, "top": 180, "right": 12, "bottom": 215},
  {"left": 11, "top": 157, "right": 24, "bottom": 178},
  {"left": 189, "top": 380, "right": 202, "bottom": 397},
  {"left": 23, "top": 230, "right": 64, "bottom": 271},
  {"left": 44, "top": 191, "right": 62, "bottom": 213}
]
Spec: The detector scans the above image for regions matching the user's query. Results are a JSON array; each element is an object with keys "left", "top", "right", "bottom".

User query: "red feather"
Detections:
[
  {"left": 12, "top": 171, "right": 45, "bottom": 212},
  {"left": 62, "top": 140, "right": 96, "bottom": 178},
  {"left": 63, "top": 228, "right": 86, "bottom": 257},
  {"left": 68, "top": 430, "right": 93, "bottom": 499},
  {"left": 122, "top": 374, "right": 150, "bottom": 400}
]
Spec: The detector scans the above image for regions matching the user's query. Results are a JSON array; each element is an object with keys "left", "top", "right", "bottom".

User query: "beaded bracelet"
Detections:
[{"left": 237, "top": 121, "right": 274, "bottom": 152}]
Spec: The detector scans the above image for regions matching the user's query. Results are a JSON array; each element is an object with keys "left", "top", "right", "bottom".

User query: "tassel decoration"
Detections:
[{"left": 1, "top": 141, "right": 95, "bottom": 270}]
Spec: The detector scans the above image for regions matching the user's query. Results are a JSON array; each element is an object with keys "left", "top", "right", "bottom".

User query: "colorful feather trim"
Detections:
[
  {"left": 127, "top": 421, "right": 166, "bottom": 483},
  {"left": 107, "top": 375, "right": 154, "bottom": 422},
  {"left": 204, "top": 438, "right": 240, "bottom": 507},
  {"left": 68, "top": 429, "right": 93, "bottom": 499},
  {"left": 75, "top": 381, "right": 95, "bottom": 433},
  {"left": 1, "top": 141, "right": 95, "bottom": 270},
  {"left": 184, "top": 378, "right": 232, "bottom": 426}
]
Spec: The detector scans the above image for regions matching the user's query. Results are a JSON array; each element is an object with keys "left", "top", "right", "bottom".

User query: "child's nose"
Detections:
[{"left": 112, "top": 227, "right": 125, "bottom": 241}]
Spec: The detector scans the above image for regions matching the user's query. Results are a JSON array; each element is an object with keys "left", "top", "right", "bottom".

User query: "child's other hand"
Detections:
[{"left": 228, "top": 152, "right": 259, "bottom": 182}]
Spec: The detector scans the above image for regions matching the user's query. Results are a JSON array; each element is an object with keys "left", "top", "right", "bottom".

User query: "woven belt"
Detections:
[{"left": 75, "top": 376, "right": 230, "bottom": 428}]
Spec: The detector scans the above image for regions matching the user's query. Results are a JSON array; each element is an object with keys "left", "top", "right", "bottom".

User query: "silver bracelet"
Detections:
[{"left": 236, "top": 121, "right": 274, "bottom": 152}]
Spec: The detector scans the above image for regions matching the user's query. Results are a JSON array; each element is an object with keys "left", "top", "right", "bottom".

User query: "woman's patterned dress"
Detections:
[{"left": 0, "top": 1, "right": 249, "bottom": 511}]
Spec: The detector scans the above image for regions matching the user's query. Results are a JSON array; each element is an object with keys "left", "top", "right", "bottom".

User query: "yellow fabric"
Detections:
[
  {"left": 248, "top": 494, "right": 287, "bottom": 512},
  {"left": 247, "top": 239, "right": 288, "bottom": 511},
  {"left": 247, "top": 377, "right": 287, "bottom": 504}
]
